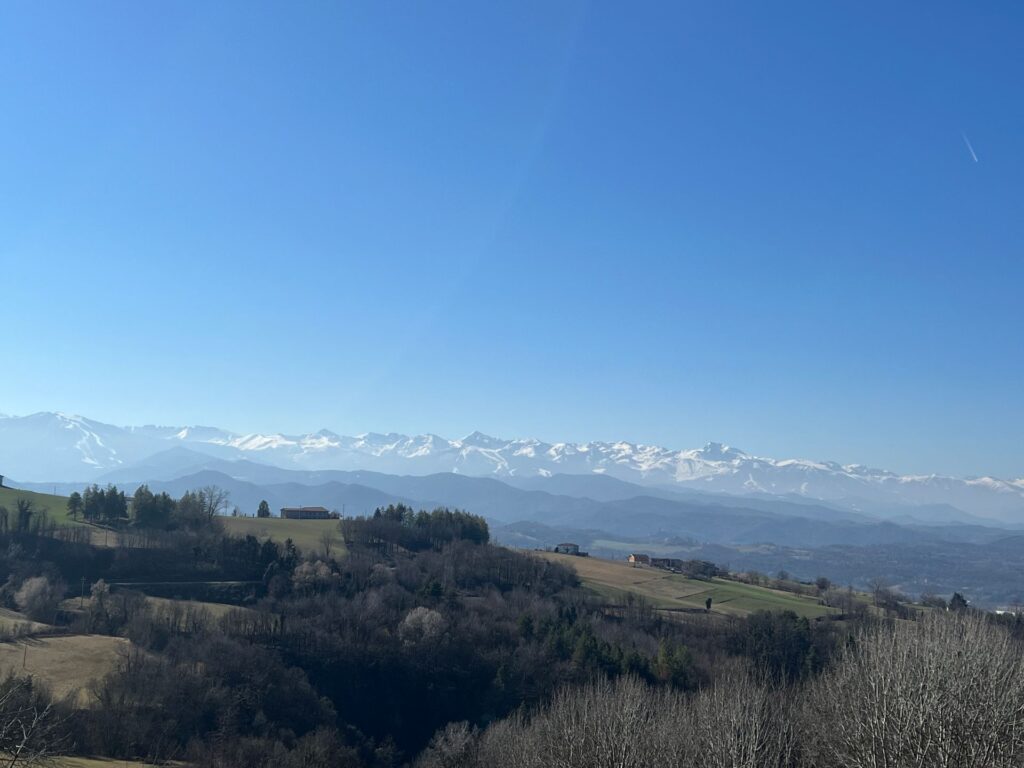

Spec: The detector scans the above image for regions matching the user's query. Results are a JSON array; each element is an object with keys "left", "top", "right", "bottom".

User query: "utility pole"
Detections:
[{"left": 80, "top": 576, "right": 86, "bottom": 608}]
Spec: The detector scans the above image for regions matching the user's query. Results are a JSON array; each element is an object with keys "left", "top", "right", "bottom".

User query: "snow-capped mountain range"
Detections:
[{"left": 2, "top": 412, "right": 1023, "bottom": 521}]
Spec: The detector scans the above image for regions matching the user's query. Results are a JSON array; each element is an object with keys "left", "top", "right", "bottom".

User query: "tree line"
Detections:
[
  {"left": 341, "top": 503, "right": 491, "bottom": 553},
  {"left": 66, "top": 483, "right": 229, "bottom": 530}
]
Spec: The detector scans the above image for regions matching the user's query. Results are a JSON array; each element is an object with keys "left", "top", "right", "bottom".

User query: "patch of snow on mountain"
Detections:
[
  {"left": 229, "top": 434, "right": 298, "bottom": 451},
  {"left": 1, "top": 412, "right": 1022, "bottom": 520}
]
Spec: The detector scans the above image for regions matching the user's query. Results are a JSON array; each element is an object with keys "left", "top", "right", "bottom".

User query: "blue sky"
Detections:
[{"left": 1, "top": 2, "right": 1021, "bottom": 478}]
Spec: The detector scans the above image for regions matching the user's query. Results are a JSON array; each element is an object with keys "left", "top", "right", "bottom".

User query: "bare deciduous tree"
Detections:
[
  {"left": 415, "top": 721, "right": 478, "bottom": 768},
  {"left": 14, "top": 577, "right": 63, "bottom": 623},
  {"left": 0, "top": 675, "right": 61, "bottom": 766},
  {"left": 199, "top": 486, "right": 230, "bottom": 519},
  {"left": 465, "top": 670, "right": 791, "bottom": 768},
  {"left": 319, "top": 530, "right": 335, "bottom": 559},
  {"left": 801, "top": 611, "right": 1024, "bottom": 768},
  {"left": 684, "top": 666, "right": 793, "bottom": 768},
  {"left": 399, "top": 607, "right": 447, "bottom": 646}
]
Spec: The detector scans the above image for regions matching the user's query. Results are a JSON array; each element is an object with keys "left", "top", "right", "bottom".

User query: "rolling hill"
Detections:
[
  {"left": 0, "top": 485, "right": 80, "bottom": 526},
  {"left": 537, "top": 552, "right": 835, "bottom": 619}
]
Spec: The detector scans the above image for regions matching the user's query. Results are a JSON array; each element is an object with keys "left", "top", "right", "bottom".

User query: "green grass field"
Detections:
[
  {"left": 538, "top": 552, "right": 835, "bottom": 619},
  {"left": 0, "top": 485, "right": 81, "bottom": 526},
  {"left": 222, "top": 516, "right": 346, "bottom": 556}
]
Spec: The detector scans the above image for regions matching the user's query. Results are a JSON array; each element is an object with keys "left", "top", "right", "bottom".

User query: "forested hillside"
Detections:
[{"left": 0, "top": 487, "right": 1019, "bottom": 766}]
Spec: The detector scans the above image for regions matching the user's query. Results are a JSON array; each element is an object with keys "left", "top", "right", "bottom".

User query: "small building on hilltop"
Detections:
[
  {"left": 628, "top": 553, "right": 650, "bottom": 566},
  {"left": 280, "top": 506, "right": 333, "bottom": 520},
  {"left": 554, "top": 542, "right": 583, "bottom": 555}
]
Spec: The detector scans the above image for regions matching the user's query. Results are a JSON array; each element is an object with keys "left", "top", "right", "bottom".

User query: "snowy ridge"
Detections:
[{"left": 0, "top": 412, "right": 1022, "bottom": 520}]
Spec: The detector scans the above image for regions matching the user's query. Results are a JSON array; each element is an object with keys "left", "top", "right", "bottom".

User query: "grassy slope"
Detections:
[
  {"left": 0, "top": 485, "right": 80, "bottom": 526},
  {"left": 54, "top": 759, "right": 184, "bottom": 768},
  {"left": 221, "top": 516, "right": 346, "bottom": 556},
  {"left": 62, "top": 595, "right": 257, "bottom": 622},
  {"left": 0, "top": 607, "right": 51, "bottom": 635},
  {"left": 143, "top": 595, "right": 257, "bottom": 619},
  {"left": 538, "top": 551, "right": 835, "bottom": 619},
  {"left": 0, "top": 635, "right": 132, "bottom": 704}
]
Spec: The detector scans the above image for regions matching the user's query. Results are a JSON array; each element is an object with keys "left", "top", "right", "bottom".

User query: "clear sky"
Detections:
[{"left": 1, "top": 2, "right": 1021, "bottom": 478}]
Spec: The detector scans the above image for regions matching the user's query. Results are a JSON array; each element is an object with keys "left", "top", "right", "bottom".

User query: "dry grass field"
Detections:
[
  {"left": 0, "top": 635, "right": 132, "bottom": 704},
  {"left": 537, "top": 551, "right": 835, "bottom": 619},
  {"left": 53, "top": 758, "right": 186, "bottom": 768},
  {"left": 62, "top": 595, "right": 257, "bottom": 622},
  {"left": 143, "top": 595, "right": 256, "bottom": 619},
  {"left": 222, "top": 515, "right": 346, "bottom": 555},
  {"left": 0, "top": 607, "right": 50, "bottom": 635}
]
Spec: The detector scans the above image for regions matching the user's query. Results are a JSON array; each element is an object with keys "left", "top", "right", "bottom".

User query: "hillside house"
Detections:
[
  {"left": 280, "top": 506, "right": 333, "bottom": 520},
  {"left": 554, "top": 542, "right": 581, "bottom": 555},
  {"left": 628, "top": 553, "right": 650, "bottom": 566}
]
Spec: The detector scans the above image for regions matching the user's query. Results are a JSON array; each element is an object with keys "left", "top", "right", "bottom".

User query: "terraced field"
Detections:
[{"left": 538, "top": 551, "right": 835, "bottom": 619}]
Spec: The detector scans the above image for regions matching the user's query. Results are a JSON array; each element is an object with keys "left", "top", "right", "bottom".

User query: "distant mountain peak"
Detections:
[
  {"left": 0, "top": 412, "right": 1021, "bottom": 521},
  {"left": 696, "top": 442, "right": 747, "bottom": 461},
  {"left": 459, "top": 431, "right": 505, "bottom": 448}
]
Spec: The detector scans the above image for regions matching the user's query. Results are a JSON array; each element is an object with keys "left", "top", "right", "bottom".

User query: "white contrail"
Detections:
[{"left": 962, "top": 133, "right": 979, "bottom": 163}]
